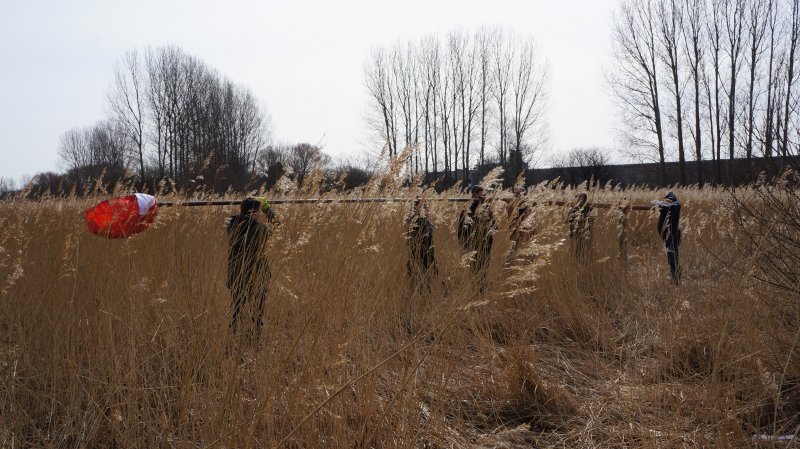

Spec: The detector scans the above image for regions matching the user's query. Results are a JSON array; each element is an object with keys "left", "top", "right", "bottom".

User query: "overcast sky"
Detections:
[{"left": 0, "top": 0, "right": 620, "bottom": 184}]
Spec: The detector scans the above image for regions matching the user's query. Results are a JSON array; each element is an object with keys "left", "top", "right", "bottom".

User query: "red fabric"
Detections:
[{"left": 85, "top": 195, "right": 158, "bottom": 238}]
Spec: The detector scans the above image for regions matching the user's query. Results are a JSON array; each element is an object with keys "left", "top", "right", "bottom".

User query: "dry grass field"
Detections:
[{"left": 1, "top": 174, "right": 798, "bottom": 448}]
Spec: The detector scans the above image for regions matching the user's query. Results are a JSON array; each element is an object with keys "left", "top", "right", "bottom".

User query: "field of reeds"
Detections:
[{"left": 1, "top": 171, "right": 799, "bottom": 448}]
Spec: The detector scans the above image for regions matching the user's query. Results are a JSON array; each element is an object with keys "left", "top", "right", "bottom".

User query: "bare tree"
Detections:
[
  {"left": 365, "top": 48, "right": 398, "bottom": 159},
  {"left": 57, "top": 128, "right": 91, "bottom": 177},
  {"left": 475, "top": 27, "right": 496, "bottom": 177},
  {"left": 610, "top": 0, "right": 669, "bottom": 183},
  {"left": 438, "top": 48, "right": 453, "bottom": 182},
  {"left": 509, "top": 37, "right": 549, "bottom": 178},
  {"left": 447, "top": 31, "right": 464, "bottom": 181},
  {"left": 724, "top": 0, "right": 747, "bottom": 184},
  {"left": 683, "top": 0, "right": 706, "bottom": 185},
  {"left": 420, "top": 37, "right": 441, "bottom": 175},
  {"left": 256, "top": 145, "right": 286, "bottom": 177},
  {"left": 363, "top": 27, "right": 549, "bottom": 186},
  {"left": 658, "top": 0, "right": 688, "bottom": 184},
  {"left": 0, "top": 177, "right": 16, "bottom": 194},
  {"left": 57, "top": 121, "right": 129, "bottom": 188},
  {"left": 745, "top": 0, "right": 770, "bottom": 167},
  {"left": 455, "top": 31, "right": 480, "bottom": 183},
  {"left": 781, "top": 0, "right": 800, "bottom": 156},
  {"left": 762, "top": 0, "right": 781, "bottom": 158},
  {"left": 552, "top": 147, "right": 614, "bottom": 185},
  {"left": 108, "top": 50, "right": 147, "bottom": 180},
  {"left": 493, "top": 29, "right": 514, "bottom": 166},
  {"left": 115, "top": 46, "right": 273, "bottom": 188},
  {"left": 284, "top": 143, "right": 332, "bottom": 188},
  {"left": 708, "top": 0, "right": 726, "bottom": 183},
  {"left": 393, "top": 43, "right": 416, "bottom": 164}
]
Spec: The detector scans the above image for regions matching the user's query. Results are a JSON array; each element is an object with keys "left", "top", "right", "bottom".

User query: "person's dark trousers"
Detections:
[
  {"left": 471, "top": 250, "right": 490, "bottom": 294},
  {"left": 230, "top": 289, "right": 266, "bottom": 342},
  {"left": 408, "top": 256, "right": 436, "bottom": 294},
  {"left": 666, "top": 240, "right": 681, "bottom": 284},
  {"left": 572, "top": 237, "right": 590, "bottom": 261}
]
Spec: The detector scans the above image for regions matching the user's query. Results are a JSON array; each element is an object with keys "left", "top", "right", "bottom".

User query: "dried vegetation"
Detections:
[{"left": 0, "top": 170, "right": 798, "bottom": 448}]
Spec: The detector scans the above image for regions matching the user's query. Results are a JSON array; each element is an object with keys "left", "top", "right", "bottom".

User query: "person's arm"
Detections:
[
  {"left": 487, "top": 207, "right": 498, "bottom": 233},
  {"left": 654, "top": 200, "right": 679, "bottom": 208},
  {"left": 657, "top": 208, "right": 668, "bottom": 239}
]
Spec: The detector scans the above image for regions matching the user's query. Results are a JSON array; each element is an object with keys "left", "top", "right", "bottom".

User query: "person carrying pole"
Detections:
[
  {"left": 458, "top": 186, "right": 497, "bottom": 292},
  {"left": 654, "top": 191, "right": 682, "bottom": 284},
  {"left": 505, "top": 186, "right": 534, "bottom": 264},
  {"left": 226, "top": 197, "right": 274, "bottom": 342},
  {"left": 567, "top": 192, "right": 595, "bottom": 260},
  {"left": 405, "top": 197, "right": 438, "bottom": 292}
]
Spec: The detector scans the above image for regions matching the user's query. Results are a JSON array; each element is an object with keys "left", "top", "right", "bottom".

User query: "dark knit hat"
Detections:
[{"left": 240, "top": 198, "right": 262, "bottom": 215}]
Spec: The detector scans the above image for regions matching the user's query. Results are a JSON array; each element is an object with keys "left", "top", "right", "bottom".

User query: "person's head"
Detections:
[
  {"left": 664, "top": 192, "right": 678, "bottom": 203},
  {"left": 240, "top": 197, "right": 262, "bottom": 217},
  {"left": 471, "top": 185, "right": 486, "bottom": 201},
  {"left": 575, "top": 192, "right": 588, "bottom": 206}
]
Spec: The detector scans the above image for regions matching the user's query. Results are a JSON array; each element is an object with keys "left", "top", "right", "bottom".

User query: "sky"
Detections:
[{"left": 0, "top": 0, "right": 620, "bottom": 185}]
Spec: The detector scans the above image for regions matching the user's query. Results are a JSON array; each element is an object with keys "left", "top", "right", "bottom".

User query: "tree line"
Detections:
[
  {"left": 610, "top": 0, "right": 800, "bottom": 185},
  {"left": 364, "top": 27, "right": 549, "bottom": 186},
  {"left": 23, "top": 6, "right": 800, "bottom": 197},
  {"left": 55, "top": 46, "right": 271, "bottom": 192},
  {"left": 34, "top": 46, "right": 374, "bottom": 196}
]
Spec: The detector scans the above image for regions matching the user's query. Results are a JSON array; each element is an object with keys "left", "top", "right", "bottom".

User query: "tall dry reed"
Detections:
[{"left": 0, "top": 178, "right": 797, "bottom": 448}]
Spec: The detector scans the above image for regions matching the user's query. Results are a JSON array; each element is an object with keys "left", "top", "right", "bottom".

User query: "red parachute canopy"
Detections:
[{"left": 85, "top": 194, "right": 158, "bottom": 238}]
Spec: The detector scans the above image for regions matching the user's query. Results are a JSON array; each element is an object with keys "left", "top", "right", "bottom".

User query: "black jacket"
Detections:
[
  {"left": 657, "top": 202, "right": 681, "bottom": 248},
  {"left": 405, "top": 213, "right": 436, "bottom": 272},
  {"left": 226, "top": 215, "right": 270, "bottom": 292},
  {"left": 568, "top": 204, "right": 594, "bottom": 240},
  {"left": 457, "top": 200, "right": 496, "bottom": 256}
]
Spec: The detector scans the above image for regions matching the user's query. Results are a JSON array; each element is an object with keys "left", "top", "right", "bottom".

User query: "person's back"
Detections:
[
  {"left": 507, "top": 188, "right": 531, "bottom": 244},
  {"left": 457, "top": 204, "right": 476, "bottom": 251},
  {"left": 406, "top": 214, "right": 435, "bottom": 271},
  {"left": 405, "top": 201, "right": 437, "bottom": 292},
  {"left": 459, "top": 187, "right": 497, "bottom": 291},
  {"left": 226, "top": 198, "right": 272, "bottom": 338},
  {"left": 657, "top": 197, "right": 681, "bottom": 246},
  {"left": 226, "top": 214, "right": 270, "bottom": 293},
  {"left": 471, "top": 202, "right": 496, "bottom": 256},
  {"left": 568, "top": 194, "right": 594, "bottom": 240},
  {"left": 655, "top": 192, "right": 682, "bottom": 283}
]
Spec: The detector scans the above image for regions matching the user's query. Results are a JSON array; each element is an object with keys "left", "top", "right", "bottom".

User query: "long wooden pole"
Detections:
[{"left": 158, "top": 198, "right": 655, "bottom": 211}]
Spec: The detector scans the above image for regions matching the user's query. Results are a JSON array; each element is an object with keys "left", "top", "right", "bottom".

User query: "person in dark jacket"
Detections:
[
  {"left": 226, "top": 198, "right": 272, "bottom": 340},
  {"left": 405, "top": 197, "right": 437, "bottom": 292},
  {"left": 505, "top": 186, "right": 533, "bottom": 264},
  {"left": 567, "top": 192, "right": 595, "bottom": 259},
  {"left": 457, "top": 186, "right": 497, "bottom": 292},
  {"left": 655, "top": 191, "right": 681, "bottom": 284}
]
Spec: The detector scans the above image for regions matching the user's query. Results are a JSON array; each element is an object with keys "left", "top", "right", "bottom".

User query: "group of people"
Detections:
[
  {"left": 225, "top": 189, "right": 683, "bottom": 341},
  {"left": 405, "top": 187, "right": 682, "bottom": 288},
  {"left": 405, "top": 185, "right": 508, "bottom": 294}
]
